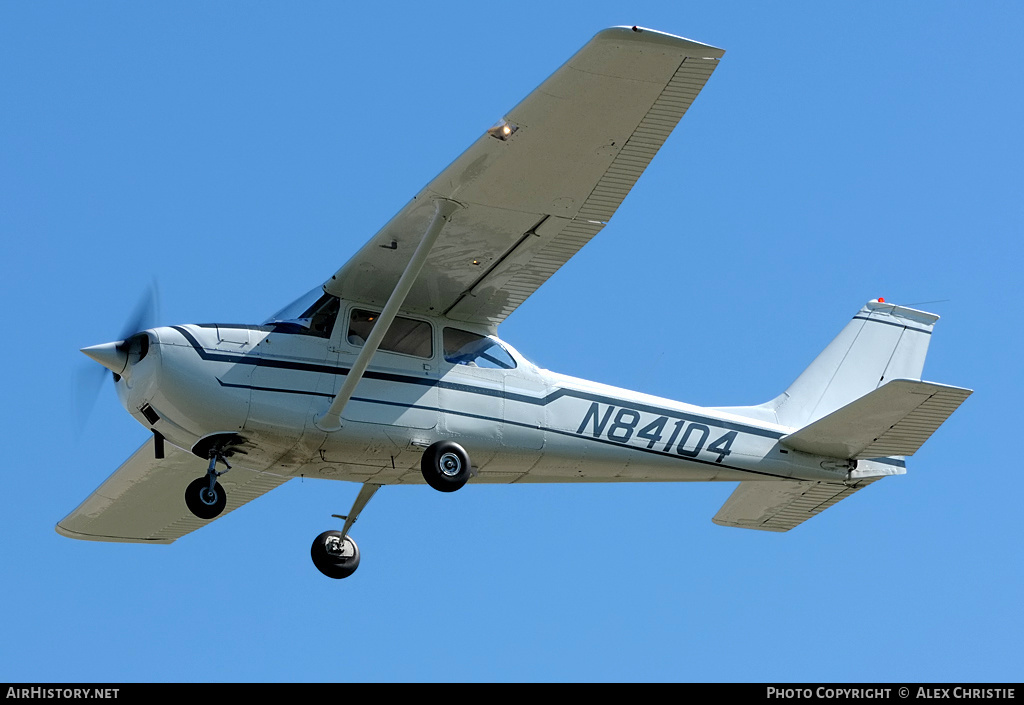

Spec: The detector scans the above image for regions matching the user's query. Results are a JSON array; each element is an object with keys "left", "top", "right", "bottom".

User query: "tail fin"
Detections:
[
  {"left": 718, "top": 300, "right": 941, "bottom": 428},
  {"left": 772, "top": 300, "right": 939, "bottom": 427}
]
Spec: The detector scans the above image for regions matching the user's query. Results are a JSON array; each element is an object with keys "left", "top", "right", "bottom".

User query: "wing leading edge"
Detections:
[
  {"left": 325, "top": 26, "right": 724, "bottom": 326},
  {"left": 56, "top": 438, "right": 290, "bottom": 544}
]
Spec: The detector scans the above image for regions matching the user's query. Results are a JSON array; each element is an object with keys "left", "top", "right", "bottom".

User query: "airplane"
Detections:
[{"left": 59, "top": 26, "right": 971, "bottom": 579}]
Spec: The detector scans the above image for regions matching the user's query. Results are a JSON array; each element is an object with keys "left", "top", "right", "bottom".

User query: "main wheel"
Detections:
[
  {"left": 185, "top": 477, "right": 227, "bottom": 519},
  {"left": 311, "top": 530, "right": 360, "bottom": 579},
  {"left": 421, "top": 440, "right": 471, "bottom": 492}
]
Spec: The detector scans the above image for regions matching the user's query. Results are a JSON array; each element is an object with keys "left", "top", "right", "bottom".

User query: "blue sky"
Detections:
[{"left": 2, "top": 1, "right": 1022, "bottom": 683}]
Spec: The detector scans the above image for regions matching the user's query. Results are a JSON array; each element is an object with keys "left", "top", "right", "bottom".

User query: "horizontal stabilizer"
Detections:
[
  {"left": 713, "top": 478, "right": 880, "bottom": 532},
  {"left": 780, "top": 379, "right": 972, "bottom": 460}
]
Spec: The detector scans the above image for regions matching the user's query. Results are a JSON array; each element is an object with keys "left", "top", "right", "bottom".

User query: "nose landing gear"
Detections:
[
  {"left": 185, "top": 452, "right": 231, "bottom": 520},
  {"left": 184, "top": 433, "right": 246, "bottom": 520}
]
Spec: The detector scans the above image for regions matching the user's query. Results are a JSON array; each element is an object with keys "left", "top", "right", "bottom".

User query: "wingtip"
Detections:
[
  {"left": 55, "top": 521, "right": 175, "bottom": 544},
  {"left": 598, "top": 25, "right": 726, "bottom": 57}
]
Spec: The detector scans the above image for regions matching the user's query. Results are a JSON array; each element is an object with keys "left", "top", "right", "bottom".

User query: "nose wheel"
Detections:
[
  {"left": 185, "top": 452, "right": 231, "bottom": 519},
  {"left": 185, "top": 476, "right": 226, "bottom": 519}
]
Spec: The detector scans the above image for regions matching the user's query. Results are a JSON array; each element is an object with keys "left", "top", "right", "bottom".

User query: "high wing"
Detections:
[
  {"left": 324, "top": 26, "right": 724, "bottom": 326},
  {"left": 56, "top": 438, "right": 289, "bottom": 544}
]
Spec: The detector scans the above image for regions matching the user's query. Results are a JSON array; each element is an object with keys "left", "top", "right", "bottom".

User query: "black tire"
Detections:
[
  {"left": 185, "top": 477, "right": 227, "bottom": 519},
  {"left": 421, "top": 440, "right": 471, "bottom": 492},
  {"left": 310, "top": 530, "right": 360, "bottom": 579}
]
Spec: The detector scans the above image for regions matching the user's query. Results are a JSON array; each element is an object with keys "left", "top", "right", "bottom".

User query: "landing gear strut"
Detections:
[
  {"left": 185, "top": 452, "right": 230, "bottom": 519},
  {"left": 311, "top": 483, "right": 380, "bottom": 579}
]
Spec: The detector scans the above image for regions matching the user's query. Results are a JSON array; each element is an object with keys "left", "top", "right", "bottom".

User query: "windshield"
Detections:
[{"left": 264, "top": 287, "right": 340, "bottom": 338}]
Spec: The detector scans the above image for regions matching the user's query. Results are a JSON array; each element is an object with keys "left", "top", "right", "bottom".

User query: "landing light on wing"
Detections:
[{"left": 487, "top": 119, "right": 519, "bottom": 141}]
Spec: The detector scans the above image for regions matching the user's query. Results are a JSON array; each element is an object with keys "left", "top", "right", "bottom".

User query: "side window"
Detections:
[
  {"left": 443, "top": 328, "right": 517, "bottom": 369},
  {"left": 348, "top": 309, "right": 433, "bottom": 358}
]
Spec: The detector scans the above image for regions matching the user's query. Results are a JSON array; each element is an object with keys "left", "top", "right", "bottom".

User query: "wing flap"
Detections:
[
  {"left": 780, "top": 380, "right": 972, "bottom": 460},
  {"left": 325, "top": 27, "right": 723, "bottom": 325},
  {"left": 712, "top": 478, "right": 881, "bottom": 532},
  {"left": 56, "top": 438, "right": 289, "bottom": 544},
  {"left": 444, "top": 215, "right": 602, "bottom": 322}
]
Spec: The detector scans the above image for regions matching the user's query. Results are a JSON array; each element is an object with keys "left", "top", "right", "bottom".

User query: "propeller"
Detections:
[{"left": 74, "top": 283, "right": 161, "bottom": 431}]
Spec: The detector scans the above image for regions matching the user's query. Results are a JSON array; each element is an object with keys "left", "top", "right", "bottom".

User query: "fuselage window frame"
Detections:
[
  {"left": 347, "top": 308, "right": 434, "bottom": 360},
  {"left": 442, "top": 327, "right": 517, "bottom": 370}
]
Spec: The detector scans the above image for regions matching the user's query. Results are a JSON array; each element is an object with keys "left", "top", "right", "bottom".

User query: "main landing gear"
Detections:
[
  {"left": 311, "top": 483, "right": 380, "bottom": 579},
  {"left": 309, "top": 442, "right": 474, "bottom": 579},
  {"left": 420, "top": 440, "right": 472, "bottom": 492},
  {"left": 311, "top": 530, "right": 361, "bottom": 579}
]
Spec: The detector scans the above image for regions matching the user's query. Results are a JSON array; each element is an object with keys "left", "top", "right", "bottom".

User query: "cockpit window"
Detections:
[
  {"left": 443, "top": 328, "right": 516, "bottom": 369},
  {"left": 264, "top": 288, "right": 341, "bottom": 338},
  {"left": 349, "top": 309, "right": 433, "bottom": 358}
]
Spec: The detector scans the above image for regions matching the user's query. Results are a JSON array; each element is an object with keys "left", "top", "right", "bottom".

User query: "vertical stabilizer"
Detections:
[{"left": 771, "top": 300, "right": 938, "bottom": 428}]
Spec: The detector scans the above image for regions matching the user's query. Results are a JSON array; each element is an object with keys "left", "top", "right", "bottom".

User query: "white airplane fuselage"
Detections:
[{"left": 113, "top": 300, "right": 901, "bottom": 489}]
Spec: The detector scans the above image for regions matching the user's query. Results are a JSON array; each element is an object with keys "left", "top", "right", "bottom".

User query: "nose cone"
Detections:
[{"left": 81, "top": 341, "right": 128, "bottom": 375}]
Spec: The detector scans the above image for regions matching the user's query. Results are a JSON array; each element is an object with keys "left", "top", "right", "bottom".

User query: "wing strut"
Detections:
[{"left": 315, "top": 198, "right": 461, "bottom": 432}]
